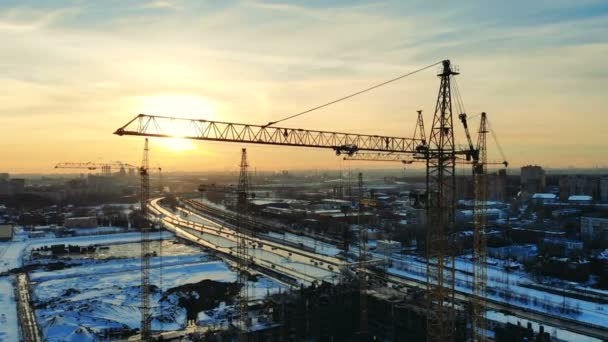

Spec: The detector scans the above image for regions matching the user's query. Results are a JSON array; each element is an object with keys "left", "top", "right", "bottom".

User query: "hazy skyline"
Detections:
[{"left": 1, "top": 0, "right": 607, "bottom": 173}]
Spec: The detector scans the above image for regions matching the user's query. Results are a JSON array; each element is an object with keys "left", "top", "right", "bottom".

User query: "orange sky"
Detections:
[{"left": 1, "top": 1, "right": 607, "bottom": 174}]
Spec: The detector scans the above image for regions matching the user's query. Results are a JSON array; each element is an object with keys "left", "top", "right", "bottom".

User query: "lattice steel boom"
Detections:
[
  {"left": 114, "top": 114, "right": 424, "bottom": 155},
  {"left": 343, "top": 153, "right": 416, "bottom": 163}
]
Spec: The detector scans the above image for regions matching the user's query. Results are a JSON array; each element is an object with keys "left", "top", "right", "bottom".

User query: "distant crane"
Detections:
[
  {"left": 472, "top": 112, "right": 494, "bottom": 342},
  {"left": 54, "top": 161, "right": 138, "bottom": 176}
]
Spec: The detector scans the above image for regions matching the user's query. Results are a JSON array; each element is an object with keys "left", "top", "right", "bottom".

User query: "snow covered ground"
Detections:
[
  {"left": 30, "top": 251, "right": 285, "bottom": 341},
  {"left": 0, "top": 231, "right": 172, "bottom": 273},
  {"left": 388, "top": 254, "right": 608, "bottom": 332},
  {"left": 0, "top": 276, "right": 19, "bottom": 342}
]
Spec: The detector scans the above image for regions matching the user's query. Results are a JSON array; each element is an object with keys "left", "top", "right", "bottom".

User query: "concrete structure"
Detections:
[
  {"left": 376, "top": 240, "right": 402, "bottom": 256},
  {"left": 0, "top": 225, "right": 13, "bottom": 241},
  {"left": 64, "top": 216, "right": 98, "bottom": 228},
  {"left": 581, "top": 216, "right": 608, "bottom": 245},
  {"left": 520, "top": 165, "right": 546, "bottom": 194}
]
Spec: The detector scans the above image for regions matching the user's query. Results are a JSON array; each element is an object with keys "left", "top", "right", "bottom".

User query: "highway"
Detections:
[
  {"left": 148, "top": 197, "right": 608, "bottom": 341},
  {"left": 149, "top": 198, "right": 343, "bottom": 285}
]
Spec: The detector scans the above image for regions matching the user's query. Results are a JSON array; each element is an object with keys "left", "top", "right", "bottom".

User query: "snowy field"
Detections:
[
  {"left": 0, "top": 276, "right": 19, "bottom": 342},
  {"left": 0, "top": 231, "right": 172, "bottom": 273},
  {"left": 30, "top": 253, "right": 285, "bottom": 341}
]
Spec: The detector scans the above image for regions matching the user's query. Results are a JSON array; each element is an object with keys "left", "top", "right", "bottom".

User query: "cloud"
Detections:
[
  {"left": 141, "top": 0, "right": 182, "bottom": 10},
  {"left": 0, "top": 0, "right": 607, "bottom": 172}
]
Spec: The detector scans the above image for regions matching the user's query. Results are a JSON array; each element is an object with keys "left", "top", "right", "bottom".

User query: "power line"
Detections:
[{"left": 262, "top": 60, "right": 443, "bottom": 127}]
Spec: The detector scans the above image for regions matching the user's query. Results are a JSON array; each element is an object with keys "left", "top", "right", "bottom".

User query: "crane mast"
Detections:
[
  {"left": 472, "top": 113, "right": 489, "bottom": 341},
  {"left": 236, "top": 148, "right": 251, "bottom": 340},
  {"left": 426, "top": 59, "right": 458, "bottom": 342},
  {"left": 140, "top": 138, "right": 152, "bottom": 341}
]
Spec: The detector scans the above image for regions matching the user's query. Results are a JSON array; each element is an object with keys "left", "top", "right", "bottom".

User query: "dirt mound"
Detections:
[{"left": 163, "top": 279, "right": 240, "bottom": 320}]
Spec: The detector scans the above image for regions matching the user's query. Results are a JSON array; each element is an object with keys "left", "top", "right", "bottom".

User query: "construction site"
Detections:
[{"left": 2, "top": 53, "right": 607, "bottom": 342}]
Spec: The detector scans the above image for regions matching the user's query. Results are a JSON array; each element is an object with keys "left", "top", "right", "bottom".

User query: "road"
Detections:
[
  {"left": 16, "top": 273, "right": 41, "bottom": 342},
  {"left": 149, "top": 198, "right": 343, "bottom": 285}
]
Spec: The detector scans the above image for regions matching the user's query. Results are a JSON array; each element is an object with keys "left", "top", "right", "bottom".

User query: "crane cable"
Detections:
[
  {"left": 487, "top": 119, "right": 508, "bottom": 166},
  {"left": 262, "top": 60, "right": 444, "bottom": 127}
]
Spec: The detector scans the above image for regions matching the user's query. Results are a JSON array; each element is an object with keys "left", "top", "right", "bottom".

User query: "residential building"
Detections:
[
  {"left": 559, "top": 175, "right": 601, "bottom": 201},
  {"left": 581, "top": 216, "right": 608, "bottom": 245},
  {"left": 521, "top": 165, "right": 546, "bottom": 194}
]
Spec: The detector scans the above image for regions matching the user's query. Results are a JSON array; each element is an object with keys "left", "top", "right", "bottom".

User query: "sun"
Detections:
[
  {"left": 162, "top": 137, "right": 195, "bottom": 152},
  {"left": 133, "top": 93, "right": 218, "bottom": 152}
]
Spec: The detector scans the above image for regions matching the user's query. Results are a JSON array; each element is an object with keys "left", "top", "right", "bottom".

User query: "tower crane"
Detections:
[
  {"left": 236, "top": 148, "right": 252, "bottom": 340},
  {"left": 195, "top": 150, "right": 254, "bottom": 339},
  {"left": 55, "top": 161, "right": 138, "bottom": 176},
  {"left": 115, "top": 59, "right": 471, "bottom": 341},
  {"left": 139, "top": 138, "right": 152, "bottom": 341}
]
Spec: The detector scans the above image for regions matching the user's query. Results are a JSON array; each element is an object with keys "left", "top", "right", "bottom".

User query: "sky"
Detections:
[{"left": 1, "top": 0, "right": 607, "bottom": 174}]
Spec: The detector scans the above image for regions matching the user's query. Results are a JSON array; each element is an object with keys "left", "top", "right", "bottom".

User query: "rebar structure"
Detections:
[
  {"left": 236, "top": 148, "right": 251, "bottom": 341},
  {"left": 139, "top": 138, "right": 152, "bottom": 341},
  {"left": 472, "top": 113, "right": 489, "bottom": 341},
  {"left": 425, "top": 60, "right": 458, "bottom": 342}
]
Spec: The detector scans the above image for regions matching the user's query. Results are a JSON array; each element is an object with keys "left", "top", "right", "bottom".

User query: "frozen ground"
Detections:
[
  {"left": 0, "top": 231, "right": 172, "bottom": 273},
  {"left": 0, "top": 276, "right": 19, "bottom": 342},
  {"left": 31, "top": 253, "right": 285, "bottom": 341}
]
